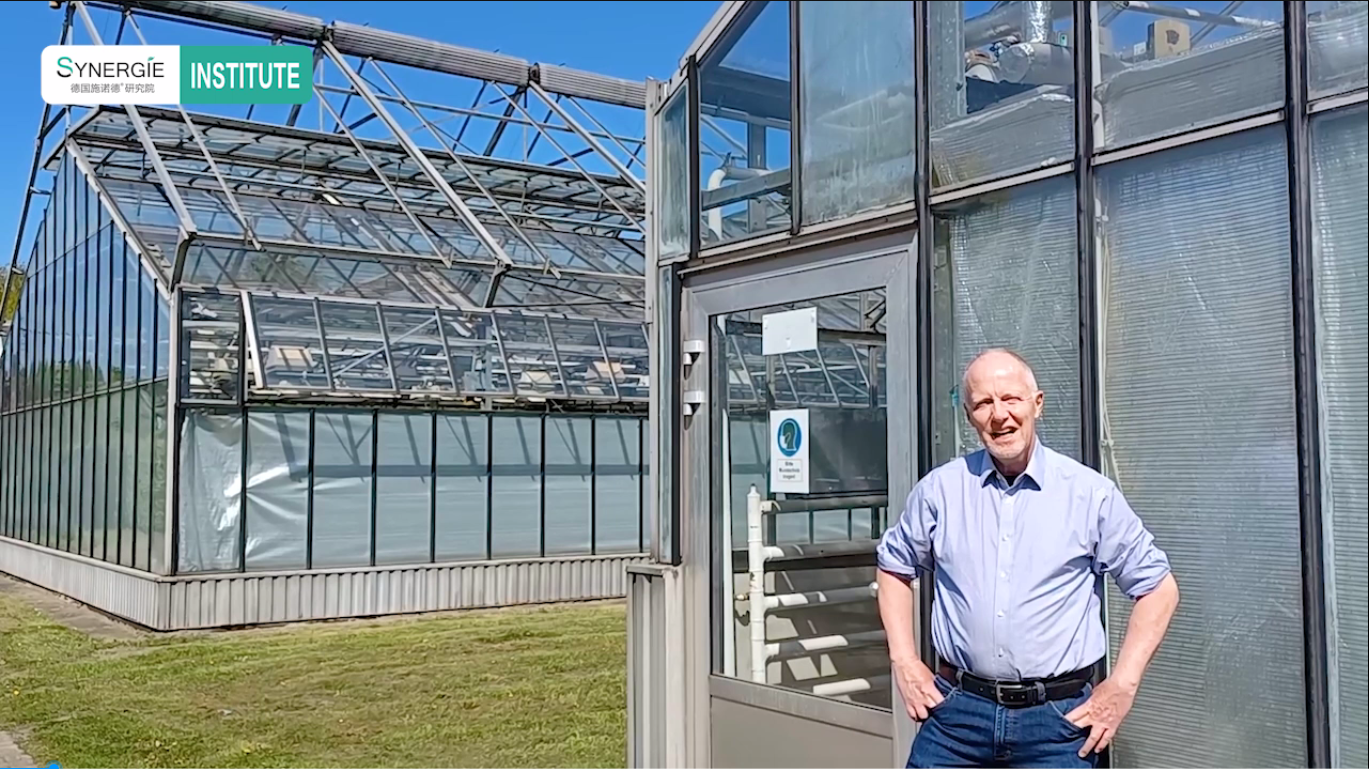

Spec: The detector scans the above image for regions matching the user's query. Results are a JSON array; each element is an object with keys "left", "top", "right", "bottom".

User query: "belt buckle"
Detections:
[{"left": 995, "top": 681, "right": 1046, "bottom": 707}]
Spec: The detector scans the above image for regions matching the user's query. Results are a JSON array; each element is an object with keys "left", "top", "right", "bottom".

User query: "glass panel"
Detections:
[
  {"left": 150, "top": 382, "right": 167, "bottom": 573},
  {"left": 1308, "top": 1, "right": 1368, "bottom": 100},
  {"left": 438, "top": 309, "right": 509, "bottom": 397},
  {"left": 92, "top": 394, "right": 109, "bottom": 561},
  {"left": 550, "top": 319, "right": 613, "bottom": 399},
  {"left": 244, "top": 410, "right": 310, "bottom": 571},
  {"left": 109, "top": 238, "right": 127, "bottom": 388},
  {"left": 1093, "top": 1, "right": 1284, "bottom": 150},
  {"left": 120, "top": 388, "right": 139, "bottom": 567},
  {"left": 698, "top": 0, "right": 793, "bottom": 245},
  {"left": 178, "top": 410, "right": 243, "bottom": 573},
  {"left": 55, "top": 403, "right": 69, "bottom": 551},
  {"left": 135, "top": 386, "right": 152, "bottom": 571},
  {"left": 593, "top": 416, "right": 642, "bottom": 554},
  {"left": 930, "top": 1, "right": 1074, "bottom": 189},
  {"left": 543, "top": 416, "right": 591, "bottom": 556},
  {"left": 375, "top": 412, "right": 433, "bottom": 566},
  {"left": 95, "top": 227, "right": 110, "bottom": 390},
  {"left": 798, "top": 0, "right": 915, "bottom": 224},
  {"left": 381, "top": 308, "right": 454, "bottom": 394},
  {"left": 1097, "top": 126, "right": 1303, "bottom": 767},
  {"left": 657, "top": 82, "right": 691, "bottom": 260},
  {"left": 1310, "top": 104, "right": 1368, "bottom": 769},
  {"left": 76, "top": 399, "right": 92, "bottom": 557},
  {"left": 495, "top": 315, "right": 566, "bottom": 399},
  {"left": 490, "top": 414, "right": 541, "bottom": 558},
  {"left": 138, "top": 269, "right": 155, "bottom": 382},
  {"left": 253, "top": 296, "right": 329, "bottom": 390},
  {"left": 311, "top": 411, "right": 373, "bottom": 569},
  {"left": 714, "top": 289, "right": 891, "bottom": 708},
  {"left": 599, "top": 321, "right": 650, "bottom": 402},
  {"left": 931, "top": 174, "right": 1081, "bottom": 464},
  {"left": 182, "top": 292, "right": 242, "bottom": 401},
  {"left": 318, "top": 304, "right": 392, "bottom": 391},
  {"left": 435, "top": 413, "right": 489, "bottom": 562}
]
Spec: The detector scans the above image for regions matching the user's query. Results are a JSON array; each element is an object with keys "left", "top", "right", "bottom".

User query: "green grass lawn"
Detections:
[{"left": 0, "top": 590, "right": 628, "bottom": 768}]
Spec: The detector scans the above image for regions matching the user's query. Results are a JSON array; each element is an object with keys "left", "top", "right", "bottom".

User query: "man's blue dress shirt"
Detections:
[{"left": 876, "top": 440, "right": 1172, "bottom": 681}]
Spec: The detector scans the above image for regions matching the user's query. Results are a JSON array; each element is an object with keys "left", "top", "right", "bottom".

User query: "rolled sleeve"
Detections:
[
  {"left": 877, "top": 480, "right": 936, "bottom": 580},
  {"left": 1095, "top": 482, "right": 1172, "bottom": 599}
]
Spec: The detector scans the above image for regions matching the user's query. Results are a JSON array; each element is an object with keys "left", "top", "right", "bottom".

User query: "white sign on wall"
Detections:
[
  {"left": 769, "top": 408, "right": 810, "bottom": 495},
  {"left": 761, "top": 307, "right": 818, "bottom": 356}
]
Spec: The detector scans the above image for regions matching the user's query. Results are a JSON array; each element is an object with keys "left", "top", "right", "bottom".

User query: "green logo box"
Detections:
[{"left": 180, "top": 45, "right": 314, "bottom": 104}]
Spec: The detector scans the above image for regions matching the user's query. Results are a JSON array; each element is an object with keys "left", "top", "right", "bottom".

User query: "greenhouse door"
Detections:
[{"left": 678, "top": 234, "right": 920, "bottom": 768}]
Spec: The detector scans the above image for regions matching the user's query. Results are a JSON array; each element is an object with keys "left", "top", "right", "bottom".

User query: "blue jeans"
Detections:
[{"left": 907, "top": 673, "right": 1098, "bottom": 768}]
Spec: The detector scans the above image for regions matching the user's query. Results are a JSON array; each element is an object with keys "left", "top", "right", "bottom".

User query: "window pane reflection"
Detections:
[
  {"left": 1094, "top": 1, "right": 1284, "bottom": 149},
  {"left": 1308, "top": 1, "right": 1369, "bottom": 99},
  {"left": 699, "top": 0, "right": 793, "bottom": 245},
  {"left": 799, "top": 0, "right": 915, "bottom": 223}
]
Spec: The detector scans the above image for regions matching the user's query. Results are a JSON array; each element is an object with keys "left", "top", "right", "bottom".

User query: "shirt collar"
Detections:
[{"left": 976, "top": 437, "right": 1049, "bottom": 490}]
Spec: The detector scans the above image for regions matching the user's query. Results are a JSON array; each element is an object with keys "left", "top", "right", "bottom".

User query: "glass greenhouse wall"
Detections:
[
  {"left": 638, "top": 1, "right": 1367, "bottom": 767},
  {"left": 1, "top": 149, "right": 170, "bottom": 574}
]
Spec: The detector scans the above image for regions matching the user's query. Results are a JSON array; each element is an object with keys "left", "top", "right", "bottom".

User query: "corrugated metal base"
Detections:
[
  {"left": 0, "top": 537, "right": 648, "bottom": 631},
  {"left": 163, "top": 555, "right": 650, "bottom": 630},
  {"left": 0, "top": 537, "right": 166, "bottom": 627}
]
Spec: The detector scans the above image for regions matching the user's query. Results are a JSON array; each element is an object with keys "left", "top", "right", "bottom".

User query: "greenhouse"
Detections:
[
  {"left": 629, "top": 1, "right": 1367, "bottom": 768},
  {"left": 0, "top": 0, "right": 652, "bottom": 629}
]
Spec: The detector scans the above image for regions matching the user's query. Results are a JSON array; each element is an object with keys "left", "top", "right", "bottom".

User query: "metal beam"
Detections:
[
  {"left": 529, "top": 82, "right": 645, "bottom": 194},
  {"left": 73, "top": 1, "right": 199, "bottom": 285},
  {"left": 368, "top": 61, "right": 563, "bottom": 279},
  {"left": 316, "top": 95, "right": 452, "bottom": 265},
  {"left": 492, "top": 84, "right": 645, "bottom": 233},
  {"left": 322, "top": 41, "right": 517, "bottom": 271},
  {"left": 122, "top": 12, "right": 264, "bottom": 254}
]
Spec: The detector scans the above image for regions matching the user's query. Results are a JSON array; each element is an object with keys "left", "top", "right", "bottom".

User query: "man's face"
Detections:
[{"left": 962, "top": 355, "right": 1044, "bottom": 465}]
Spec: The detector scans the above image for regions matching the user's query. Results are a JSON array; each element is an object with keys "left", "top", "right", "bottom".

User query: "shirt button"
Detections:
[
  {"left": 997, "top": 610, "right": 1005, "bottom": 617},
  {"left": 1000, "top": 571, "right": 1007, "bottom": 579},
  {"left": 998, "top": 649, "right": 1005, "bottom": 657}
]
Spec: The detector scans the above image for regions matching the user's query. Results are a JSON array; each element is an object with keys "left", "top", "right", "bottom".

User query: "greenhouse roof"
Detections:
[{"left": 4, "top": 0, "right": 654, "bottom": 408}]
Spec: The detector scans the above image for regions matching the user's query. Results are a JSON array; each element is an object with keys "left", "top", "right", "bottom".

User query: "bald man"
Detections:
[{"left": 877, "top": 348, "right": 1180, "bottom": 768}]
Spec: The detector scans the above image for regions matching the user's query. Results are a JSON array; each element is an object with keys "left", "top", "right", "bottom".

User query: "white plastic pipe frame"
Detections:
[{"left": 745, "top": 485, "right": 883, "bottom": 689}]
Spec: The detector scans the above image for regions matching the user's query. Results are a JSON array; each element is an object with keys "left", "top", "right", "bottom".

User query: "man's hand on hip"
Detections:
[
  {"left": 893, "top": 657, "right": 944, "bottom": 721},
  {"left": 1063, "top": 676, "right": 1138, "bottom": 758}
]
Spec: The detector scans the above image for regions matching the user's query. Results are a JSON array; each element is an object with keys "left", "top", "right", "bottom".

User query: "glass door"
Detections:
[{"left": 680, "top": 238, "right": 916, "bottom": 768}]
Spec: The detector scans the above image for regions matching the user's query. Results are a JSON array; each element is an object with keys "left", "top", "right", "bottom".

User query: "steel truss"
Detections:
[{"left": 2, "top": 0, "right": 654, "bottom": 409}]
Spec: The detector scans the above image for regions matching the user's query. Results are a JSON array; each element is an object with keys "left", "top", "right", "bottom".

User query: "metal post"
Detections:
[{"left": 1284, "top": 2, "right": 1332, "bottom": 766}]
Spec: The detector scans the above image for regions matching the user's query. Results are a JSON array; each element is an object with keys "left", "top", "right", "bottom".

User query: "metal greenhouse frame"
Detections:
[{"left": 0, "top": 0, "right": 654, "bottom": 630}]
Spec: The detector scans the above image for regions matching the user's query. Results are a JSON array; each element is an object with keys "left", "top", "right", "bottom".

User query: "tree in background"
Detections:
[{"left": 1, "top": 269, "right": 24, "bottom": 327}]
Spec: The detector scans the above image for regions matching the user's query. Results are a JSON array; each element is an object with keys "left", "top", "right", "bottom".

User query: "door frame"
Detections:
[{"left": 676, "top": 228, "right": 920, "bottom": 767}]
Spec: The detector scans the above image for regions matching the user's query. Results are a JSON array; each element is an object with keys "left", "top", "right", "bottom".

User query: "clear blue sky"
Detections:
[{"left": 0, "top": 0, "right": 720, "bottom": 260}]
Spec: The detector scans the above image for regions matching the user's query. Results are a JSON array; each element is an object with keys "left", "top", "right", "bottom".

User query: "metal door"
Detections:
[{"left": 676, "top": 233, "right": 921, "bottom": 768}]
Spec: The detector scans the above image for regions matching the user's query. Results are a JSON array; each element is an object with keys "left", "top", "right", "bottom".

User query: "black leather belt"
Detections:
[{"left": 938, "top": 660, "right": 1094, "bottom": 708}]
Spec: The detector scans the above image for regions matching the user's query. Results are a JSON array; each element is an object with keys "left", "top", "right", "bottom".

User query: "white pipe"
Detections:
[
  {"left": 707, "top": 168, "right": 728, "bottom": 239},
  {"left": 763, "top": 583, "right": 878, "bottom": 610},
  {"left": 747, "top": 485, "right": 766, "bottom": 684},
  {"left": 765, "top": 630, "right": 888, "bottom": 662},
  {"left": 810, "top": 674, "right": 893, "bottom": 698}
]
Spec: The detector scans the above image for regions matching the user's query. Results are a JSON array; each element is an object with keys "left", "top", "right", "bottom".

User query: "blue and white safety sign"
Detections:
[{"left": 768, "top": 408, "right": 809, "bottom": 494}]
